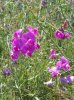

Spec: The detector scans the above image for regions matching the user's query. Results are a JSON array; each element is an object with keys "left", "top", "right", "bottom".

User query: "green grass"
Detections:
[{"left": 0, "top": 0, "right": 74, "bottom": 100}]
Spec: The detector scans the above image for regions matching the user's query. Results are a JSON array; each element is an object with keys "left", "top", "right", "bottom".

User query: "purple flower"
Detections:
[
  {"left": 48, "top": 67, "right": 59, "bottom": 77},
  {"left": 54, "top": 30, "right": 71, "bottom": 40},
  {"left": 56, "top": 60, "right": 62, "bottom": 70},
  {"left": 27, "top": 26, "right": 38, "bottom": 36},
  {"left": 10, "top": 26, "right": 40, "bottom": 61},
  {"left": 11, "top": 36, "right": 23, "bottom": 50},
  {"left": 54, "top": 30, "right": 65, "bottom": 40},
  {"left": 49, "top": 49, "right": 57, "bottom": 59},
  {"left": 2, "top": 68, "right": 11, "bottom": 76},
  {"left": 21, "top": 38, "right": 40, "bottom": 57},
  {"left": 56, "top": 56, "right": 70, "bottom": 71},
  {"left": 65, "top": 32, "right": 71, "bottom": 39},
  {"left": 42, "top": 0, "right": 47, "bottom": 6},
  {"left": 60, "top": 56, "right": 69, "bottom": 63},
  {"left": 60, "top": 75, "right": 74, "bottom": 84}
]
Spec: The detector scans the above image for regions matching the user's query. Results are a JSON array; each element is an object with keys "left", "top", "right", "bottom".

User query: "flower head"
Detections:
[
  {"left": 65, "top": 32, "right": 71, "bottom": 39},
  {"left": 54, "top": 30, "right": 65, "bottom": 40},
  {"left": 56, "top": 56, "right": 70, "bottom": 71},
  {"left": 27, "top": 26, "right": 38, "bottom": 36},
  {"left": 60, "top": 75, "right": 74, "bottom": 84},
  {"left": 48, "top": 67, "right": 59, "bottom": 77},
  {"left": 49, "top": 49, "right": 57, "bottom": 59},
  {"left": 54, "top": 29, "right": 71, "bottom": 40},
  {"left": 10, "top": 26, "right": 40, "bottom": 61},
  {"left": 2, "top": 68, "right": 11, "bottom": 76}
]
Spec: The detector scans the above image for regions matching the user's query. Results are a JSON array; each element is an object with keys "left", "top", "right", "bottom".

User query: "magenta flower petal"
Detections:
[
  {"left": 33, "top": 27, "right": 38, "bottom": 36},
  {"left": 54, "top": 29, "right": 71, "bottom": 40},
  {"left": 56, "top": 60, "right": 62, "bottom": 70},
  {"left": 27, "top": 26, "right": 38, "bottom": 36},
  {"left": 11, "top": 38, "right": 23, "bottom": 49},
  {"left": 56, "top": 56, "right": 70, "bottom": 71},
  {"left": 49, "top": 49, "right": 57, "bottom": 59},
  {"left": 22, "top": 32, "right": 35, "bottom": 42},
  {"left": 61, "top": 56, "right": 69, "bottom": 64},
  {"left": 26, "top": 51, "right": 32, "bottom": 57},
  {"left": 48, "top": 67, "right": 59, "bottom": 77},
  {"left": 14, "top": 29, "right": 23, "bottom": 38},
  {"left": 65, "top": 32, "right": 71, "bottom": 39},
  {"left": 12, "top": 46, "right": 20, "bottom": 52},
  {"left": 61, "top": 57, "right": 70, "bottom": 71},
  {"left": 10, "top": 51, "right": 19, "bottom": 61},
  {"left": 62, "top": 64, "right": 70, "bottom": 71},
  {"left": 35, "top": 43, "right": 40, "bottom": 49},
  {"left": 54, "top": 30, "right": 65, "bottom": 40}
]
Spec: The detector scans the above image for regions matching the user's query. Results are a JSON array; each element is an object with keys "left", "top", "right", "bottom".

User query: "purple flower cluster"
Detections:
[
  {"left": 48, "top": 25, "right": 71, "bottom": 77},
  {"left": 48, "top": 56, "right": 70, "bottom": 77},
  {"left": 10, "top": 26, "right": 40, "bottom": 61},
  {"left": 54, "top": 20, "right": 71, "bottom": 40},
  {"left": 48, "top": 49, "right": 74, "bottom": 84},
  {"left": 60, "top": 75, "right": 74, "bottom": 84},
  {"left": 56, "top": 56, "right": 70, "bottom": 71},
  {"left": 54, "top": 30, "right": 71, "bottom": 40}
]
